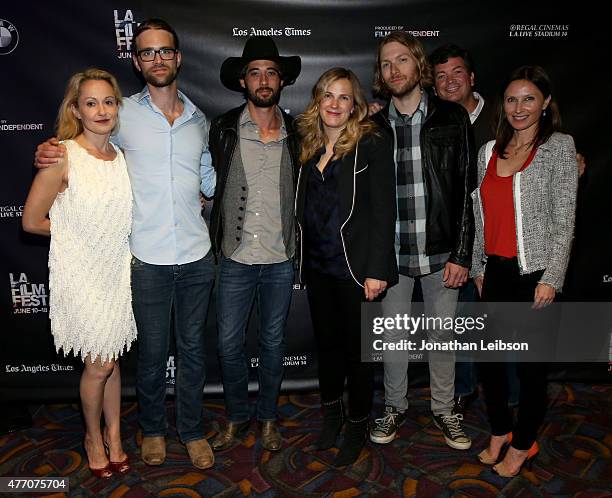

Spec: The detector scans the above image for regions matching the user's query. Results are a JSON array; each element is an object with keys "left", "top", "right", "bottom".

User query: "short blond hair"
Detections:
[{"left": 56, "top": 68, "right": 122, "bottom": 140}]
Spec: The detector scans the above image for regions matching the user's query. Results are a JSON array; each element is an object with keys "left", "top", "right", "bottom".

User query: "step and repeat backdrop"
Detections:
[{"left": 1, "top": 1, "right": 609, "bottom": 400}]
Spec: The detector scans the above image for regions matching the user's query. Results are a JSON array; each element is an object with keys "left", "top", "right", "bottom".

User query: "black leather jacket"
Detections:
[
  {"left": 208, "top": 104, "right": 301, "bottom": 260},
  {"left": 371, "top": 92, "right": 476, "bottom": 268}
]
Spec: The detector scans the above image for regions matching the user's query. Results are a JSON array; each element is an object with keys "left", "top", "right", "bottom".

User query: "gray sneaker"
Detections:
[
  {"left": 432, "top": 413, "right": 472, "bottom": 450},
  {"left": 369, "top": 406, "right": 407, "bottom": 444}
]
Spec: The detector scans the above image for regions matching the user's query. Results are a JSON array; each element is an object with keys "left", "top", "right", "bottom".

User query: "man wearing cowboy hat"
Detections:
[{"left": 208, "top": 36, "right": 301, "bottom": 452}]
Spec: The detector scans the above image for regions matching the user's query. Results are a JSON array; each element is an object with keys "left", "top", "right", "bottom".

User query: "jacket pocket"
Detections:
[{"left": 424, "top": 125, "right": 461, "bottom": 142}]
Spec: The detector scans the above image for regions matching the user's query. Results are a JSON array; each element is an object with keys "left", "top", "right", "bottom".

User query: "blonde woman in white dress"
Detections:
[{"left": 23, "top": 69, "right": 137, "bottom": 478}]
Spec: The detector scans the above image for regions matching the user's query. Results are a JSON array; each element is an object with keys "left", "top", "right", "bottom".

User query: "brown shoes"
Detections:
[
  {"left": 210, "top": 420, "right": 282, "bottom": 452},
  {"left": 211, "top": 420, "right": 250, "bottom": 451},
  {"left": 185, "top": 438, "right": 215, "bottom": 469},
  {"left": 141, "top": 436, "right": 166, "bottom": 466},
  {"left": 141, "top": 435, "right": 214, "bottom": 469},
  {"left": 260, "top": 421, "right": 282, "bottom": 451}
]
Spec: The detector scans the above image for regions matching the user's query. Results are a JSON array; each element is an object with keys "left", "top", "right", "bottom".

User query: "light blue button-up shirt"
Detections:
[{"left": 113, "top": 87, "right": 215, "bottom": 265}]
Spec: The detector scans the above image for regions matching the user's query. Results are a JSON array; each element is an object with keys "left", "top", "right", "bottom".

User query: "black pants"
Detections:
[
  {"left": 306, "top": 270, "right": 374, "bottom": 419},
  {"left": 479, "top": 256, "right": 548, "bottom": 450}
]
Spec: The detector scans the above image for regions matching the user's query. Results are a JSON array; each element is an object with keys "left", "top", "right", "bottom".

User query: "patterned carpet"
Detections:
[{"left": 0, "top": 384, "right": 610, "bottom": 497}]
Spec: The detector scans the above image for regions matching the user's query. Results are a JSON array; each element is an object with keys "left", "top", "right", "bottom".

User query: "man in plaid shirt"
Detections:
[{"left": 370, "top": 32, "right": 476, "bottom": 450}]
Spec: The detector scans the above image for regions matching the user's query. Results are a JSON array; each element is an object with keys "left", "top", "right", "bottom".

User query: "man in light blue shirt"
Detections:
[
  {"left": 122, "top": 19, "right": 216, "bottom": 471},
  {"left": 117, "top": 86, "right": 215, "bottom": 264},
  {"left": 35, "top": 19, "right": 216, "bottom": 471}
]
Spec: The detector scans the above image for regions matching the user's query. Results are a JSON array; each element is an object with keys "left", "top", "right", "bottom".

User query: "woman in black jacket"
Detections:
[{"left": 295, "top": 67, "right": 397, "bottom": 466}]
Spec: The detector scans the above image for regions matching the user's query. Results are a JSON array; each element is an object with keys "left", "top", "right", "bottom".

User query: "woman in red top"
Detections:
[{"left": 471, "top": 66, "right": 578, "bottom": 477}]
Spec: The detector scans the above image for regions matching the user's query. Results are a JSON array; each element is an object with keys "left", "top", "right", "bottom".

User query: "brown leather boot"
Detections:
[
  {"left": 185, "top": 438, "right": 215, "bottom": 469},
  {"left": 211, "top": 421, "right": 250, "bottom": 451},
  {"left": 260, "top": 421, "right": 282, "bottom": 451},
  {"left": 141, "top": 436, "right": 166, "bottom": 466}
]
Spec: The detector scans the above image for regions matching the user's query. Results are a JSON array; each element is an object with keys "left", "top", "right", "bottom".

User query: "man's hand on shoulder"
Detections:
[{"left": 35, "top": 137, "right": 66, "bottom": 169}]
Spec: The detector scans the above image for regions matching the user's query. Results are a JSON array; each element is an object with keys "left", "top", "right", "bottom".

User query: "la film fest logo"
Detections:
[
  {"left": 232, "top": 27, "right": 312, "bottom": 37},
  {"left": 374, "top": 26, "right": 440, "bottom": 38},
  {"left": 0, "top": 204, "right": 23, "bottom": 220},
  {"left": 509, "top": 24, "right": 569, "bottom": 38},
  {"left": 114, "top": 9, "right": 139, "bottom": 58},
  {"left": 166, "top": 355, "right": 176, "bottom": 384},
  {"left": 9, "top": 272, "right": 48, "bottom": 314},
  {"left": 0, "top": 19, "right": 19, "bottom": 55}
]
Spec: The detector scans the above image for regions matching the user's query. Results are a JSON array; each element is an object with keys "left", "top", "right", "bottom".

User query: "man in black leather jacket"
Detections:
[
  {"left": 207, "top": 36, "right": 301, "bottom": 453},
  {"left": 368, "top": 31, "right": 477, "bottom": 451}
]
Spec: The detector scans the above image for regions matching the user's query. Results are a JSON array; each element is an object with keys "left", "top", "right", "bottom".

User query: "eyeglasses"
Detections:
[{"left": 136, "top": 48, "right": 178, "bottom": 62}]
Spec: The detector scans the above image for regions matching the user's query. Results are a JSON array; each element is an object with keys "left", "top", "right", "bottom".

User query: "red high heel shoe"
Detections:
[
  {"left": 103, "top": 442, "right": 131, "bottom": 474},
  {"left": 89, "top": 463, "right": 113, "bottom": 479},
  {"left": 108, "top": 454, "right": 130, "bottom": 474},
  {"left": 477, "top": 433, "right": 512, "bottom": 465},
  {"left": 492, "top": 441, "right": 539, "bottom": 477},
  {"left": 84, "top": 440, "right": 113, "bottom": 479}
]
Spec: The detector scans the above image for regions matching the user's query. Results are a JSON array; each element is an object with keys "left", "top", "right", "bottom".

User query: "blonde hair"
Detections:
[
  {"left": 372, "top": 31, "right": 433, "bottom": 99},
  {"left": 297, "top": 67, "right": 377, "bottom": 164},
  {"left": 56, "top": 68, "right": 122, "bottom": 140}
]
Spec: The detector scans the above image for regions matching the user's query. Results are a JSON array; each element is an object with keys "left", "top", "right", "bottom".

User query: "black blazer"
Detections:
[{"left": 295, "top": 131, "right": 398, "bottom": 288}]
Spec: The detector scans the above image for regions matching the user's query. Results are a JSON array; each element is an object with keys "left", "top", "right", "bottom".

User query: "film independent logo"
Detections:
[{"left": 0, "top": 19, "right": 19, "bottom": 55}]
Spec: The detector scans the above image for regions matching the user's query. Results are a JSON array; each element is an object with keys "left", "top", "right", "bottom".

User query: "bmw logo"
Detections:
[{"left": 0, "top": 19, "right": 19, "bottom": 55}]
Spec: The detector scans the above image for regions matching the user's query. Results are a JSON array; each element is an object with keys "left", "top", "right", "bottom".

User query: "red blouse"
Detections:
[{"left": 481, "top": 147, "right": 537, "bottom": 257}]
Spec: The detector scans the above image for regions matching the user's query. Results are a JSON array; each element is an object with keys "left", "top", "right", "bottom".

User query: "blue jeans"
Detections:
[
  {"left": 216, "top": 257, "right": 294, "bottom": 423},
  {"left": 132, "top": 252, "right": 215, "bottom": 443}
]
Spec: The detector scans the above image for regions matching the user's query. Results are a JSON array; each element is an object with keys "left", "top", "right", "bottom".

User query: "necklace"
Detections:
[{"left": 507, "top": 143, "right": 530, "bottom": 157}]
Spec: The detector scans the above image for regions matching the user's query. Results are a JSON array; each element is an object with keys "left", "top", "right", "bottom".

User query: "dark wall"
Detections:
[{"left": 1, "top": 2, "right": 609, "bottom": 399}]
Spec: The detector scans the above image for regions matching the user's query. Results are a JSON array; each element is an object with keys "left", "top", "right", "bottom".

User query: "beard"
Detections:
[
  {"left": 142, "top": 64, "right": 178, "bottom": 88},
  {"left": 385, "top": 73, "right": 420, "bottom": 98},
  {"left": 247, "top": 86, "right": 280, "bottom": 108}
]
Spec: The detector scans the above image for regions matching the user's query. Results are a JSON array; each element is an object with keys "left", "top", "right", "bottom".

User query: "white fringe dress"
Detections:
[{"left": 48, "top": 139, "right": 137, "bottom": 363}]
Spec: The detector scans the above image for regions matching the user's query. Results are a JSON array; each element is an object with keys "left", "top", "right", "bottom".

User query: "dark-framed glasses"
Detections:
[{"left": 136, "top": 48, "right": 178, "bottom": 62}]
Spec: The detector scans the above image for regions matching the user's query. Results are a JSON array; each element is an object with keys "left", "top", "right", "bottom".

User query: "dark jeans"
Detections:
[
  {"left": 455, "top": 279, "right": 479, "bottom": 396},
  {"left": 216, "top": 257, "right": 294, "bottom": 423},
  {"left": 132, "top": 252, "right": 215, "bottom": 443},
  {"left": 306, "top": 270, "right": 374, "bottom": 419},
  {"left": 479, "top": 255, "right": 548, "bottom": 450}
]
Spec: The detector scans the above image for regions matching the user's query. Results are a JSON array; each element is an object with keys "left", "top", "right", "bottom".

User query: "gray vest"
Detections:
[{"left": 221, "top": 141, "right": 295, "bottom": 260}]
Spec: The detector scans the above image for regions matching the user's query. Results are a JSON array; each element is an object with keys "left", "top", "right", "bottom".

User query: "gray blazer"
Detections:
[{"left": 471, "top": 132, "right": 578, "bottom": 290}]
